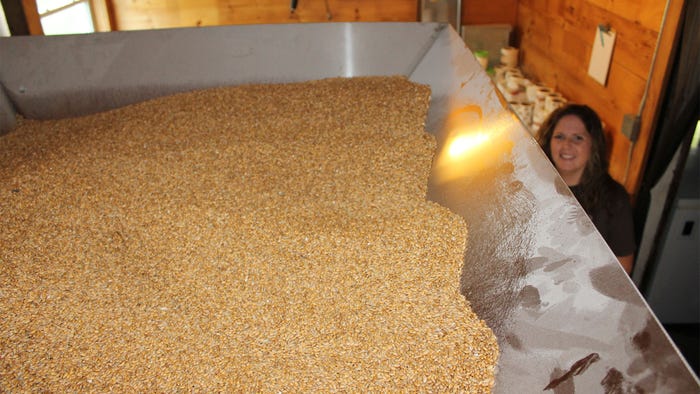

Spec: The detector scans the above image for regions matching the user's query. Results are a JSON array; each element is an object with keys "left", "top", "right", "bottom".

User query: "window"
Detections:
[{"left": 36, "top": 0, "right": 94, "bottom": 35}]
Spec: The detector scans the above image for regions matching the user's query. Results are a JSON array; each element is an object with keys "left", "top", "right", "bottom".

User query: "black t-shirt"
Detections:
[{"left": 570, "top": 180, "right": 636, "bottom": 257}]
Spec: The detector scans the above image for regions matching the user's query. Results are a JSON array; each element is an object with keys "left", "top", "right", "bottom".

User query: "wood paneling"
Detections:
[
  {"left": 112, "top": 0, "right": 419, "bottom": 31},
  {"left": 516, "top": 0, "right": 684, "bottom": 196},
  {"left": 586, "top": 0, "right": 666, "bottom": 31},
  {"left": 462, "top": 0, "right": 517, "bottom": 25},
  {"left": 111, "top": 0, "right": 519, "bottom": 31}
]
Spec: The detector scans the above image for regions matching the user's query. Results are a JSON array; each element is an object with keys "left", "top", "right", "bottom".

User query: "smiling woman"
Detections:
[
  {"left": 549, "top": 114, "right": 593, "bottom": 186},
  {"left": 536, "top": 104, "right": 636, "bottom": 274}
]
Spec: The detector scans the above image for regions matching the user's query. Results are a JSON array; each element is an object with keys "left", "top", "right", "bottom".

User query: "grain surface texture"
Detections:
[{"left": 0, "top": 76, "right": 498, "bottom": 392}]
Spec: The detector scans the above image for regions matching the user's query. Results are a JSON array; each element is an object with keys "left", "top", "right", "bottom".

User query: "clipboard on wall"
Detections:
[{"left": 588, "top": 25, "right": 617, "bottom": 86}]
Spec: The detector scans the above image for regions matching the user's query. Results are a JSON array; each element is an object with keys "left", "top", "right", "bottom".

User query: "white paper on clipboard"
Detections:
[{"left": 588, "top": 25, "right": 616, "bottom": 85}]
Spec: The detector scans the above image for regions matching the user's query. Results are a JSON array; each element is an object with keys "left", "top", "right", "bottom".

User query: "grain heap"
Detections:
[{"left": 0, "top": 76, "right": 498, "bottom": 392}]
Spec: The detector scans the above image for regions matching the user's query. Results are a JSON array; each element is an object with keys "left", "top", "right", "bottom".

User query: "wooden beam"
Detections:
[
  {"left": 91, "top": 0, "right": 115, "bottom": 32},
  {"left": 20, "top": 0, "right": 42, "bottom": 34},
  {"left": 627, "top": 0, "right": 686, "bottom": 196}
]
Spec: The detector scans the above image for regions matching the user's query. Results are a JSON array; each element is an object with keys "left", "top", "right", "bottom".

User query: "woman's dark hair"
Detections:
[{"left": 536, "top": 104, "right": 610, "bottom": 211}]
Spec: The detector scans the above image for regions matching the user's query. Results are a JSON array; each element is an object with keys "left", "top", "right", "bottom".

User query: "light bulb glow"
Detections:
[
  {"left": 433, "top": 112, "right": 516, "bottom": 184},
  {"left": 448, "top": 132, "right": 490, "bottom": 158}
]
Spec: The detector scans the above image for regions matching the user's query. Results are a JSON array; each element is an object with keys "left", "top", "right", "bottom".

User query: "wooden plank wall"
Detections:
[
  {"left": 111, "top": 0, "right": 419, "bottom": 30},
  {"left": 110, "top": 1, "right": 518, "bottom": 33},
  {"left": 515, "top": 0, "right": 683, "bottom": 196},
  {"left": 462, "top": 0, "right": 517, "bottom": 25}
]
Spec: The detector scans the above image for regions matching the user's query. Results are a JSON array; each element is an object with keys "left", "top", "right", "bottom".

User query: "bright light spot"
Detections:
[
  {"left": 448, "top": 132, "right": 490, "bottom": 158},
  {"left": 433, "top": 112, "right": 516, "bottom": 183},
  {"left": 39, "top": 1, "right": 94, "bottom": 35}
]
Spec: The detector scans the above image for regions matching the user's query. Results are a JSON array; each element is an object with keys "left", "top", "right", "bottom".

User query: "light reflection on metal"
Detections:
[
  {"left": 448, "top": 132, "right": 490, "bottom": 158},
  {"left": 433, "top": 104, "right": 514, "bottom": 183},
  {"left": 343, "top": 23, "right": 354, "bottom": 77}
]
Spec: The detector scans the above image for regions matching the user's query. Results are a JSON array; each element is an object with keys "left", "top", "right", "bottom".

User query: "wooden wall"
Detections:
[
  {"left": 111, "top": 0, "right": 419, "bottom": 30},
  {"left": 515, "top": 0, "right": 684, "bottom": 196},
  {"left": 462, "top": 0, "right": 517, "bottom": 25},
  {"left": 110, "top": 0, "right": 518, "bottom": 32}
]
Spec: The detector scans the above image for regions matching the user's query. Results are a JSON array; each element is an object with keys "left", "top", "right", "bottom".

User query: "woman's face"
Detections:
[{"left": 549, "top": 114, "right": 592, "bottom": 186}]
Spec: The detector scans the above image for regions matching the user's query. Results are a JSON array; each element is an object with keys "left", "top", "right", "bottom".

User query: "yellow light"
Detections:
[
  {"left": 448, "top": 132, "right": 490, "bottom": 158},
  {"left": 433, "top": 111, "right": 516, "bottom": 184}
]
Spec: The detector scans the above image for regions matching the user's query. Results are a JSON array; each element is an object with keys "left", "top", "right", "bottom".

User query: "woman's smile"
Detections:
[{"left": 549, "top": 114, "right": 592, "bottom": 185}]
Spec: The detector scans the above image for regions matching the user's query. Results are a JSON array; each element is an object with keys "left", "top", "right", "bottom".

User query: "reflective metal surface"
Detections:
[{"left": 1, "top": 22, "right": 698, "bottom": 392}]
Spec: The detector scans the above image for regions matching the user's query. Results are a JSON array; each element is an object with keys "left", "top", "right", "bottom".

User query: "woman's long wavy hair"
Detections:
[{"left": 536, "top": 104, "right": 610, "bottom": 212}]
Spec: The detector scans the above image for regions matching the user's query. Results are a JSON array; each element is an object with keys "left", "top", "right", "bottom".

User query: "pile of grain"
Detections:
[{"left": 0, "top": 76, "right": 498, "bottom": 392}]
